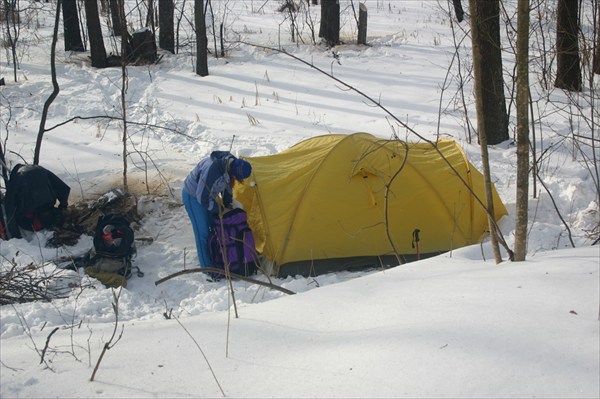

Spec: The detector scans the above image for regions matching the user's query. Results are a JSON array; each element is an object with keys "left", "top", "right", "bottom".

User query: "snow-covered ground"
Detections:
[{"left": 1, "top": 1, "right": 598, "bottom": 398}]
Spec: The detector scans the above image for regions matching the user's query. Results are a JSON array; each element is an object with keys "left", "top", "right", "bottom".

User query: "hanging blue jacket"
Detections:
[{"left": 183, "top": 151, "right": 234, "bottom": 213}]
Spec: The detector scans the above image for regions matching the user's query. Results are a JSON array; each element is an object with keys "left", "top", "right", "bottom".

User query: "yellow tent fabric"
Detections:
[{"left": 235, "top": 133, "right": 507, "bottom": 276}]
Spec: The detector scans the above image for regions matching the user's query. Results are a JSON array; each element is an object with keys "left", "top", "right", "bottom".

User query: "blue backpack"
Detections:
[{"left": 208, "top": 208, "right": 258, "bottom": 279}]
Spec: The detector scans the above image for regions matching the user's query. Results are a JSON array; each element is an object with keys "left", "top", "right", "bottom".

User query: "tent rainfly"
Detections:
[{"left": 234, "top": 133, "right": 507, "bottom": 277}]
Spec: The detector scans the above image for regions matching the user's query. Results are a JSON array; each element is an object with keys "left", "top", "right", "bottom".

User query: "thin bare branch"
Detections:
[{"left": 155, "top": 267, "right": 296, "bottom": 296}]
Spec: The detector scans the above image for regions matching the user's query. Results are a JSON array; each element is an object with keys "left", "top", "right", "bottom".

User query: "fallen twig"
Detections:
[
  {"left": 155, "top": 268, "right": 295, "bottom": 296},
  {"left": 90, "top": 289, "right": 124, "bottom": 381},
  {"left": 40, "top": 327, "right": 59, "bottom": 365}
]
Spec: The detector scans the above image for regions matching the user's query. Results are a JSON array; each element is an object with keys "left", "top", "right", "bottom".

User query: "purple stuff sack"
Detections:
[{"left": 208, "top": 208, "right": 258, "bottom": 280}]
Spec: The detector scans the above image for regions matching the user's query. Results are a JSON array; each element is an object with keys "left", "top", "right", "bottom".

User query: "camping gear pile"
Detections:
[
  {"left": 2, "top": 133, "right": 509, "bottom": 282},
  {"left": 0, "top": 165, "right": 142, "bottom": 288}
]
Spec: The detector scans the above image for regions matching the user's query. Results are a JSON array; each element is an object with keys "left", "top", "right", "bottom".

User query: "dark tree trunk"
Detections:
[
  {"left": 109, "top": 0, "right": 122, "bottom": 36},
  {"left": 468, "top": 0, "right": 509, "bottom": 145},
  {"left": 62, "top": 0, "right": 85, "bottom": 51},
  {"left": 195, "top": 0, "right": 208, "bottom": 76},
  {"left": 319, "top": 1, "right": 326, "bottom": 38},
  {"left": 555, "top": 0, "right": 582, "bottom": 91},
  {"left": 147, "top": 0, "right": 156, "bottom": 30},
  {"left": 595, "top": 0, "right": 600, "bottom": 74},
  {"left": 319, "top": 0, "right": 339, "bottom": 46},
  {"left": 34, "top": 0, "right": 62, "bottom": 166},
  {"left": 453, "top": 0, "right": 464, "bottom": 23},
  {"left": 84, "top": 0, "right": 107, "bottom": 68},
  {"left": 159, "top": 0, "right": 175, "bottom": 53},
  {"left": 357, "top": 3, "right": 367, "bottom": 45}
]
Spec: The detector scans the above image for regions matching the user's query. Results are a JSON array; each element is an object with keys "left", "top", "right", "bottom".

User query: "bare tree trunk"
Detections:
[
  {"left": 108, "top": 0, "right": 121, "bottom": 36},
  {"left": 62, "top": 0, "right": 85, "bottom": 51},
  {"left": 175, "top": 0, "right": 187, "bottom": 54},
  {"left": 468, "top": 0, "right": 504, "bottom": 263},
  {"left": 4, "top": 0, "right": 21, "bottom": 82},
  {"left": 118, "top": 0, "right": 128, "bottom": 191},
  {"left": 357, "top": 3, "right": 367, "bottom": 45},
  {"left": 593, "top": 0, "right": 600, "bottom": 74},
  {"left": 514, "top": 0, "right": 530, "bottom": 261},
  {"left": 146, "top": 0, "right": 156, "bottom": 31},
  {"left": 468, "top": 0, "right": 509, "bottom": 145},
  {"left": 452, "top": 0, "right": 464, "bottom": 23},
  {"left": 34, "top": 0, "right": 62, "bottom": 165},
  {"left": 319, "top": 0, "right": 339, "bottom": 46},
  {"left": 158, "top": 0, "right": 174, "bottom": 53},
  {"left": 555, "top": 0, "right": 582, "bottom": 91},
  {"left": 220, "top": 23, "right": 225, "bottom": 57},
  {"left": 195, "top": 0, "right": 209, "bottom": 76},
  {"left": 207, "top": 0, "right": 218, "bottom": 57},
  {"left": 84, "top": 0, "right": 107, "bottom": 68}
]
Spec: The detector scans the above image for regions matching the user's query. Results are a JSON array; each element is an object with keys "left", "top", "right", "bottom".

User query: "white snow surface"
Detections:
[{"left": 1, "top": 1, "right": 599, "bottom": 398}]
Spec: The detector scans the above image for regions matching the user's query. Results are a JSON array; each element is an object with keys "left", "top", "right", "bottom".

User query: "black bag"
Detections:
[
  {"left": 89, "top": 214, "right": 143, "bottom": 279},
  {"left": 3, "top": 164, "right": 70, "bottom": 239}
]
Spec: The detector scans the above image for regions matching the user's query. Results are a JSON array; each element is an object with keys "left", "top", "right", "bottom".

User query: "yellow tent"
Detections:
[{"left": 235, "top": 133, "right": 507, "bottom": 276}]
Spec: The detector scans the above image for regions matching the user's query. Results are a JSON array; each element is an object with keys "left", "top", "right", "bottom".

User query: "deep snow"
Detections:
[{"left": 1, "top": 1, "right": 599, "bottom": 398}]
